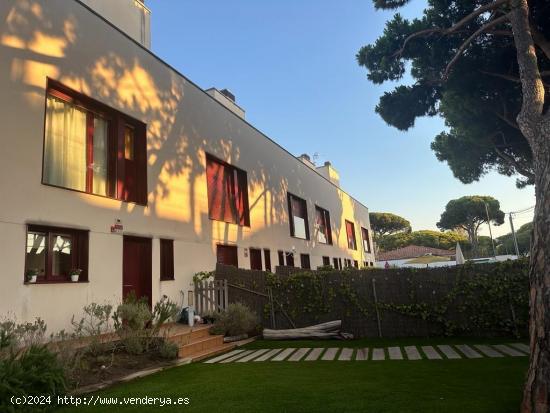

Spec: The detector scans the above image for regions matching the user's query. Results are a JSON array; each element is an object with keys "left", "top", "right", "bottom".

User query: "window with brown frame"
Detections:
[
  {"left": 354, "top": 260, "right": 359, "bottom": 269},
  {"left": 286, "top": 252, "right": 295, "bottom": 267},
  {"left": 345, "top": 220, "right": 357, "bottom": 250},
  {"left": 43, "top": 80, "right": 147, "bottom": 205},
  {"left": 361, "top": 227, "right": 372, "bottom": 253},
  {"left": 315, "top": 206, "right": 332, "bottom": 244},
  {"left": 25, "top": 224, "right": 88, "bottom": 283},
  {"left": 206, "top": 154, "right": 250, "bottom": 226},
  {"left": 278, "top": 250, "right": 285, "bottom": 266},
  {"left": 322, "top": 256, "right": 330, "bottom": 266},
  {"left": 288, "top": 193, "right": 309, "bottom": 239},
  {"left": 300, "top": 254, "right": 311, "bottom": 270},
  {"left": 160, "top": 239, "right": 174, "bottom": 280},
  {"left": 333, "top": 257, "right": 339, "bottom": 270},
  {"left": 250, "top": 248, "right": 262, "bottom": 270}
]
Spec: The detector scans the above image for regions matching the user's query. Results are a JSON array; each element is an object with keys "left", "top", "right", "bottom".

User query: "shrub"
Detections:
[
  {"left": 152, "top": 296, "right": 178, "bottom": 331},
  {"left": 0, "top": 345, "right": 67, "bottom": 412},
  {"left": 0, "top": 318, "right": 47, "bottom": 356},
  {"left": 157, "top": 340, "right": 179, "bottom": 360},
  {"left": 210, "top": 303, "right": 257, "bottom": 337},
  {"left": 112, "top": 293, "right": 152, "bottom": 355},
  {"left": 71, "top": 303, "right": 113, "bottom": 356}
]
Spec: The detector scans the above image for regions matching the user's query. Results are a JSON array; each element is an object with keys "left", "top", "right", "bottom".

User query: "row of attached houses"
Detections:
[{"left": 0, "top": 0, "right": 376, "bottom": 333}]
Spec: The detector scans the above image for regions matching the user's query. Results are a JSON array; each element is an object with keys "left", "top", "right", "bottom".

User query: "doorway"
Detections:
[{"left": 123, "top": 235, "right": 152, "bottom": 307}]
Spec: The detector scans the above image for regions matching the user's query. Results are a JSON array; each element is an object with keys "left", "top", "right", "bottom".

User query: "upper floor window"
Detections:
[
  {"left": 206, "top": 154, "right": 250, "bottom": 226},
  {"left": 346, "top": 220, "right": 357, "bottom": 250},
  {"left": 288, "top": 193, "right": 309, "bottom": 239},
  {"left": 361, "top": 227, "right": 372, "bottom": 253},
  {"left": 315, "top": 206, "right": 332, "bottom": 244},
  {"left": 43, "top": 80, "right": 147, "bottom": 205},
  {"left": 25, "top": 224, "right": 89, "bottom": 283}
]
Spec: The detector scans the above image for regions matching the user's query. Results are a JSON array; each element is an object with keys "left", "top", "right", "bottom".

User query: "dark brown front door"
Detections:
[
  {"left": 217, "top": 244, "right": 238, "bottom": 267},
  {"left": 250, "top": 248, "right": 262, "bottom": 270},
  {"left": 123, "top": 235, "right": 152, "bottom": 307}
]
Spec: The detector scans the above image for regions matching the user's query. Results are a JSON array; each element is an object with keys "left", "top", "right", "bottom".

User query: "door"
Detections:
[
  {"left": 123, "top": 235, "right": 152, "bottom": 307},
  {"left": 249, "top": 248, "right": 262, "bottom": 270},
  {"left": 217, "top": 244, "right": 238, "bottom": 267}
]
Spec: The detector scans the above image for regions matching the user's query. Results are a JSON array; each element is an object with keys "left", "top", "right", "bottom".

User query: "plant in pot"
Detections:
[
  {"left": 26, "top": 268, "right": 39, "bottom": 283},
  {"left": 69, "top": 269, "right": 82, "bottom": 282}
]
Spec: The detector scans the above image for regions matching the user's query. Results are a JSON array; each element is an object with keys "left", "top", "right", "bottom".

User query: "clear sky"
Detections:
[{"left": 149, "top": 0, "right": 535, "bottom": 237}]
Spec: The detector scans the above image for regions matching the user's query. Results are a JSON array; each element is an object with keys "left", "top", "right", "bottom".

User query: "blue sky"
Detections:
[{"left": 149, "top": 0, "right": 535, "bottom": 237}]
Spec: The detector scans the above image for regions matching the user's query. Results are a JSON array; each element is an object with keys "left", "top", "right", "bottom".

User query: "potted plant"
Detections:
[
  {"left": 70, "top": 269, "right": 82, "bottom": 282},
  {"left": 26, "top": 269, "right": 39, "bottom": 283}
]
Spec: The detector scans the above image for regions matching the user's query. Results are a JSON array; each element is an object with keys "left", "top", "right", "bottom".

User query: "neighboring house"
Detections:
[
  {"left": 376, "top": 245, "right": 456, "bottom": 268},
  {"left": 0, "top": 0, "right": 376, "bottom": 332}
]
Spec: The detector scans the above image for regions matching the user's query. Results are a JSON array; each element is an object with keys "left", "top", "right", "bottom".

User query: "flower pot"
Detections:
[
  {"left": 70, "top": 274, "right": 80, "bottom": 282},
  {"left": 27, "top": 275, "right": 37, "bottom": 283}
]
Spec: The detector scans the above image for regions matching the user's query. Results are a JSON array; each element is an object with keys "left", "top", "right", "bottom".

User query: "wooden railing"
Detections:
[{"left": 194, "top": 279, "right": 228, "bottom": 315}]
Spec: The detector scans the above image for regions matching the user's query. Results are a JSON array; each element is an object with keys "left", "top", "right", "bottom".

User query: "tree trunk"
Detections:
[{"left": 521, "top": 136, "right": 550, "bottom": 413}]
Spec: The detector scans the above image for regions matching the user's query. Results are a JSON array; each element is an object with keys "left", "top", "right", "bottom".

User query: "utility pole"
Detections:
[
  {"left": 509, "top": 212, "right": 520, "bottom": 257},
  {"left": 484, "top": 202, "right": 497, "bottom": 258}
]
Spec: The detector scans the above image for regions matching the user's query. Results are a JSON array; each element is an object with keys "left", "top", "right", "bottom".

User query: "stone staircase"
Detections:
[{"left": 162, "top": 323, "right": 235, "bottom": 361}]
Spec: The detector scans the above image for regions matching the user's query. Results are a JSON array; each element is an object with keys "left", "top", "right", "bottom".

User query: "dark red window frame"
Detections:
[
  {"left": 300, "top": 253, "right": 311, "bottom": 270},
  {"left": 345, "top": 220, "right": 357, "bottom": 250},
  {"left": 322, "top": 256, "right": 330, "bottom": 266},
  {"left": 24, "top": 224, "right": 89, "bottom": 284},
  {"left": 288, "top": 193, "right": 309, "bottom": 240},
  {"left": 249, "top": 248, "right": 263, "bottom": 270},
  {"left": 206, "top": 154, "right": 250, "bottom": 226},
  {"left": 264, "top": 249, "right": 272, "bottom": 272},
  {"left": 361, "top": 227, "right": 372, "bottom": 253},
  {"left": 160, "top": 239, "right": 175, "bottom": 281},
  {"left": 43, "top": 79, "right": 147, "bottom": 205},
  {"left": 278, "top": 250, "right": 285, "bottom": 266},
  {"left": 286, "top": 252, "right": 295, "bottom": 267},
  {"left": 333, "top": 257, "right": 339, "bottom": 269},
  {"left": 315, "top": 206, "right": 332, "bottom": 244}
]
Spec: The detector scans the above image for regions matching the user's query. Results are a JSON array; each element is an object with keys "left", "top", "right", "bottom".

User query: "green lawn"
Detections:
[{"left": 55, "top": 338, "right": 528, "bottom": 413}]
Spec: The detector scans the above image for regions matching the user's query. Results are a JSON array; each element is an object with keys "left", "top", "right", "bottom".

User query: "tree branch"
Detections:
[
  {"left": 493, "top": 110, "right": 521, "bottom": 129},
  {"left": 444, "top": 15, "right": 510, "bottom": 79},
  {"left": 494, "top": 146, "right": 535, "bottom": 180},
  {"left": 393, "top": 0, "right": 508, "bottom": 57},
  {"left": 531, "top": 25, "right": 550, "bottom": 60}
]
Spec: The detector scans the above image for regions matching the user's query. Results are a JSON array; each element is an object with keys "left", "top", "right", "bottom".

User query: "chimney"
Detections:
[
  {"left": 316, "top": 161, "right": 340, "bottom": 187},
  {"left": 206, "top": 88, "right": 245, "bottom": 118},
  {"left": 297, "top": 154, "right": 316, "bottom": 169}
]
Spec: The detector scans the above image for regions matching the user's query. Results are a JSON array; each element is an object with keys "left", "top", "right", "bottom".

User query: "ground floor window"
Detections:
[
  {"left": 300, "top": 254, "right": 311, "bottom": 270},
  {"left": 25, "top": 224, "right": 88, "bottom": 283},
  {"left": 264, "top": 249, "right": 271, "bottom": 272},
  {"left": 322, "top": 256, "right": 330, "bottom": 266},
  {"left": 160, "top": 239, "right": 174, "bottom": 280},
  {"left": 286, "top": 252, "right": 294, "bottom": 267}
]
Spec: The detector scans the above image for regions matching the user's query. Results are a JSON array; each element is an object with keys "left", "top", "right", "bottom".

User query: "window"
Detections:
[
  {"left": 264, "top": 249, "right": 271, "bottom": 272},
  {"left": 361, "top": 227, "right": 371, "bottom": 253},
  {"left": 338, "top": 258, "right": 342, "bottom": 270},
  {"left": 278, "top": 250, "right": 285, "bottom": 266},
  {"left": 286, "top": 252, "right": 295, "bottom": 267},
  {"left": 363, "top": 261, "right": 368, "bottom": 268},
  {"left": 250, "top": 248, "right": 262, "bottom": 270},
  {"left": 345, "top": 220, "right": 357, "bottom": 250},
  {"left": 25, "top": 224, "right": 88, "bottom": 283},
  {"left": 43, "top": 80, "right": 147, "bottom": 205},
  {"left": 333, "top": 257, "right": 339, "bottom": 269},
  {"left": 322, "top": 256, "right": 330, "bottom": 266},
  {"left": 315, "top": 206, "right": 332, "bottom": 244},
  {"left": 288, "top": 193, "right": 309, "bottom": 239},
  {"left": 160, "top": 239, "right": 174, "bottom": 280},
  {"left": 300, "top": 254, "right": 311, "bottom": 270},
  {"left": 206, "top": 154, "right": 250, "bottom": 226},
  {"left": 354, "top": 260, "right": 359, "bottom": 269}
]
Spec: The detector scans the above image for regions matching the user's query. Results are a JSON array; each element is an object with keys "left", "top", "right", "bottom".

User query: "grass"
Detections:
[{"left": 55, "top": 338, "right": 528, "bottom": 413}]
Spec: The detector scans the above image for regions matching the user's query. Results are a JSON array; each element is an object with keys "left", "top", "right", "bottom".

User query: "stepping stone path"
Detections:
[
  {"left": 321, "top": 348, "right": 339, "bottom": 361},
  {"left": 372, "top": 348, "right": 385, "bottom": 361},
  {"left": 205, "top": 343, "right": 529, "bottom": 363},
  {"left": 388, "top": 347, "right": 403, "bottom": 360},
  {"left": 422, "top": 346, "right": 442, "bottom": 360}
]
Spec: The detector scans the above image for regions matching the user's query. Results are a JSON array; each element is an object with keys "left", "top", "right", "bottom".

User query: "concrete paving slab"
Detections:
[
  {"left": 220, "top": 350, "right": 255, "bottom": 363},
  {"left": 422, "top": 346, "right": 442, "bottom": 360},
  {"left": 456, "top": 345, "right": 483, "bottom": 359},
  {"left": 404, "top": 346, "right": 421, "bottom": 360},
  {"left": 236, "top": 349, "right": 271, "bottom": 362},
  {"left": 388, "top": 347, "right": 403, "bottom": 360},
  {"left": 271, "top": 348, "right": 296, "bottom": 361},
  {"left": 355, "top": 348, "right": 369, "bottom": 361},
  {"left": 372, "top": 348, "right": 385, "bottom": 360},
  {"left": 204, "top": 349, "right": 245, "bottom": 364},
  {"left": 494, "top": 344, "right": 526, "bottom": 357},
  {"left": 321, "top": 348, "right": 339, "bottom": 361},
  {"left": 288, "top": 348, "right": 311, "bottom": 361},
  {"left": 304, "top": 348, "right": 324, "bottom": 361},
  {"left": 474, "top": 345, "right": 503, "bottom": 358},
  {"left": 338, "top": 348, "right": 354, "bottom": 361},
  {"left": 254, "top": 348, "right": 283, "bottom": 362},
  {"left": 437, "top": 345, "right": 461, "bottom": 359}
]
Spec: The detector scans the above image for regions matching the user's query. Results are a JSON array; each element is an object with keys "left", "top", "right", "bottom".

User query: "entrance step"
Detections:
[{"left": 178, "top": 335, "right": 225, "bottom": 358}]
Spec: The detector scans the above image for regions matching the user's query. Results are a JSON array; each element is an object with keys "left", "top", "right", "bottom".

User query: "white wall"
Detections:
[{"left": 0, "top": 0, "right": 375, "bottom": 334}]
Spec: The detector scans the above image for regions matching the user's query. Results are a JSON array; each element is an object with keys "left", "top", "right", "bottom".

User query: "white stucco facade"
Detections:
[{"left": 0, "top": 0, "right": 375, "bottom": 333}]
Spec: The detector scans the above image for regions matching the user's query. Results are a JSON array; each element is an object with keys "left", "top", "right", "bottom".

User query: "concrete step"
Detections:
[{"left": 178, "top": 335, "right": 225, "bottom": 358}]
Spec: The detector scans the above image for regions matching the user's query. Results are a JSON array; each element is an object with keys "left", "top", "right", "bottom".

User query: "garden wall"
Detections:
[{"left": 214, "top": 260, "right": 529, "bottom": 338}]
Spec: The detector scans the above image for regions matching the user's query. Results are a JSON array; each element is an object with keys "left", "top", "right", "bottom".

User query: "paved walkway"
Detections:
[{"left": 204, "top": 343, "right": 529, "bottom": 363}]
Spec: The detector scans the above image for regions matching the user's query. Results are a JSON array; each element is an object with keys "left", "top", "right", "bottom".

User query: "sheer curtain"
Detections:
[
  {"left": 43, "top": 96, "right": 87, "bottom": 191},
  {"left": 92, "top": 117, "right": 108, "bottom": 196}
]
